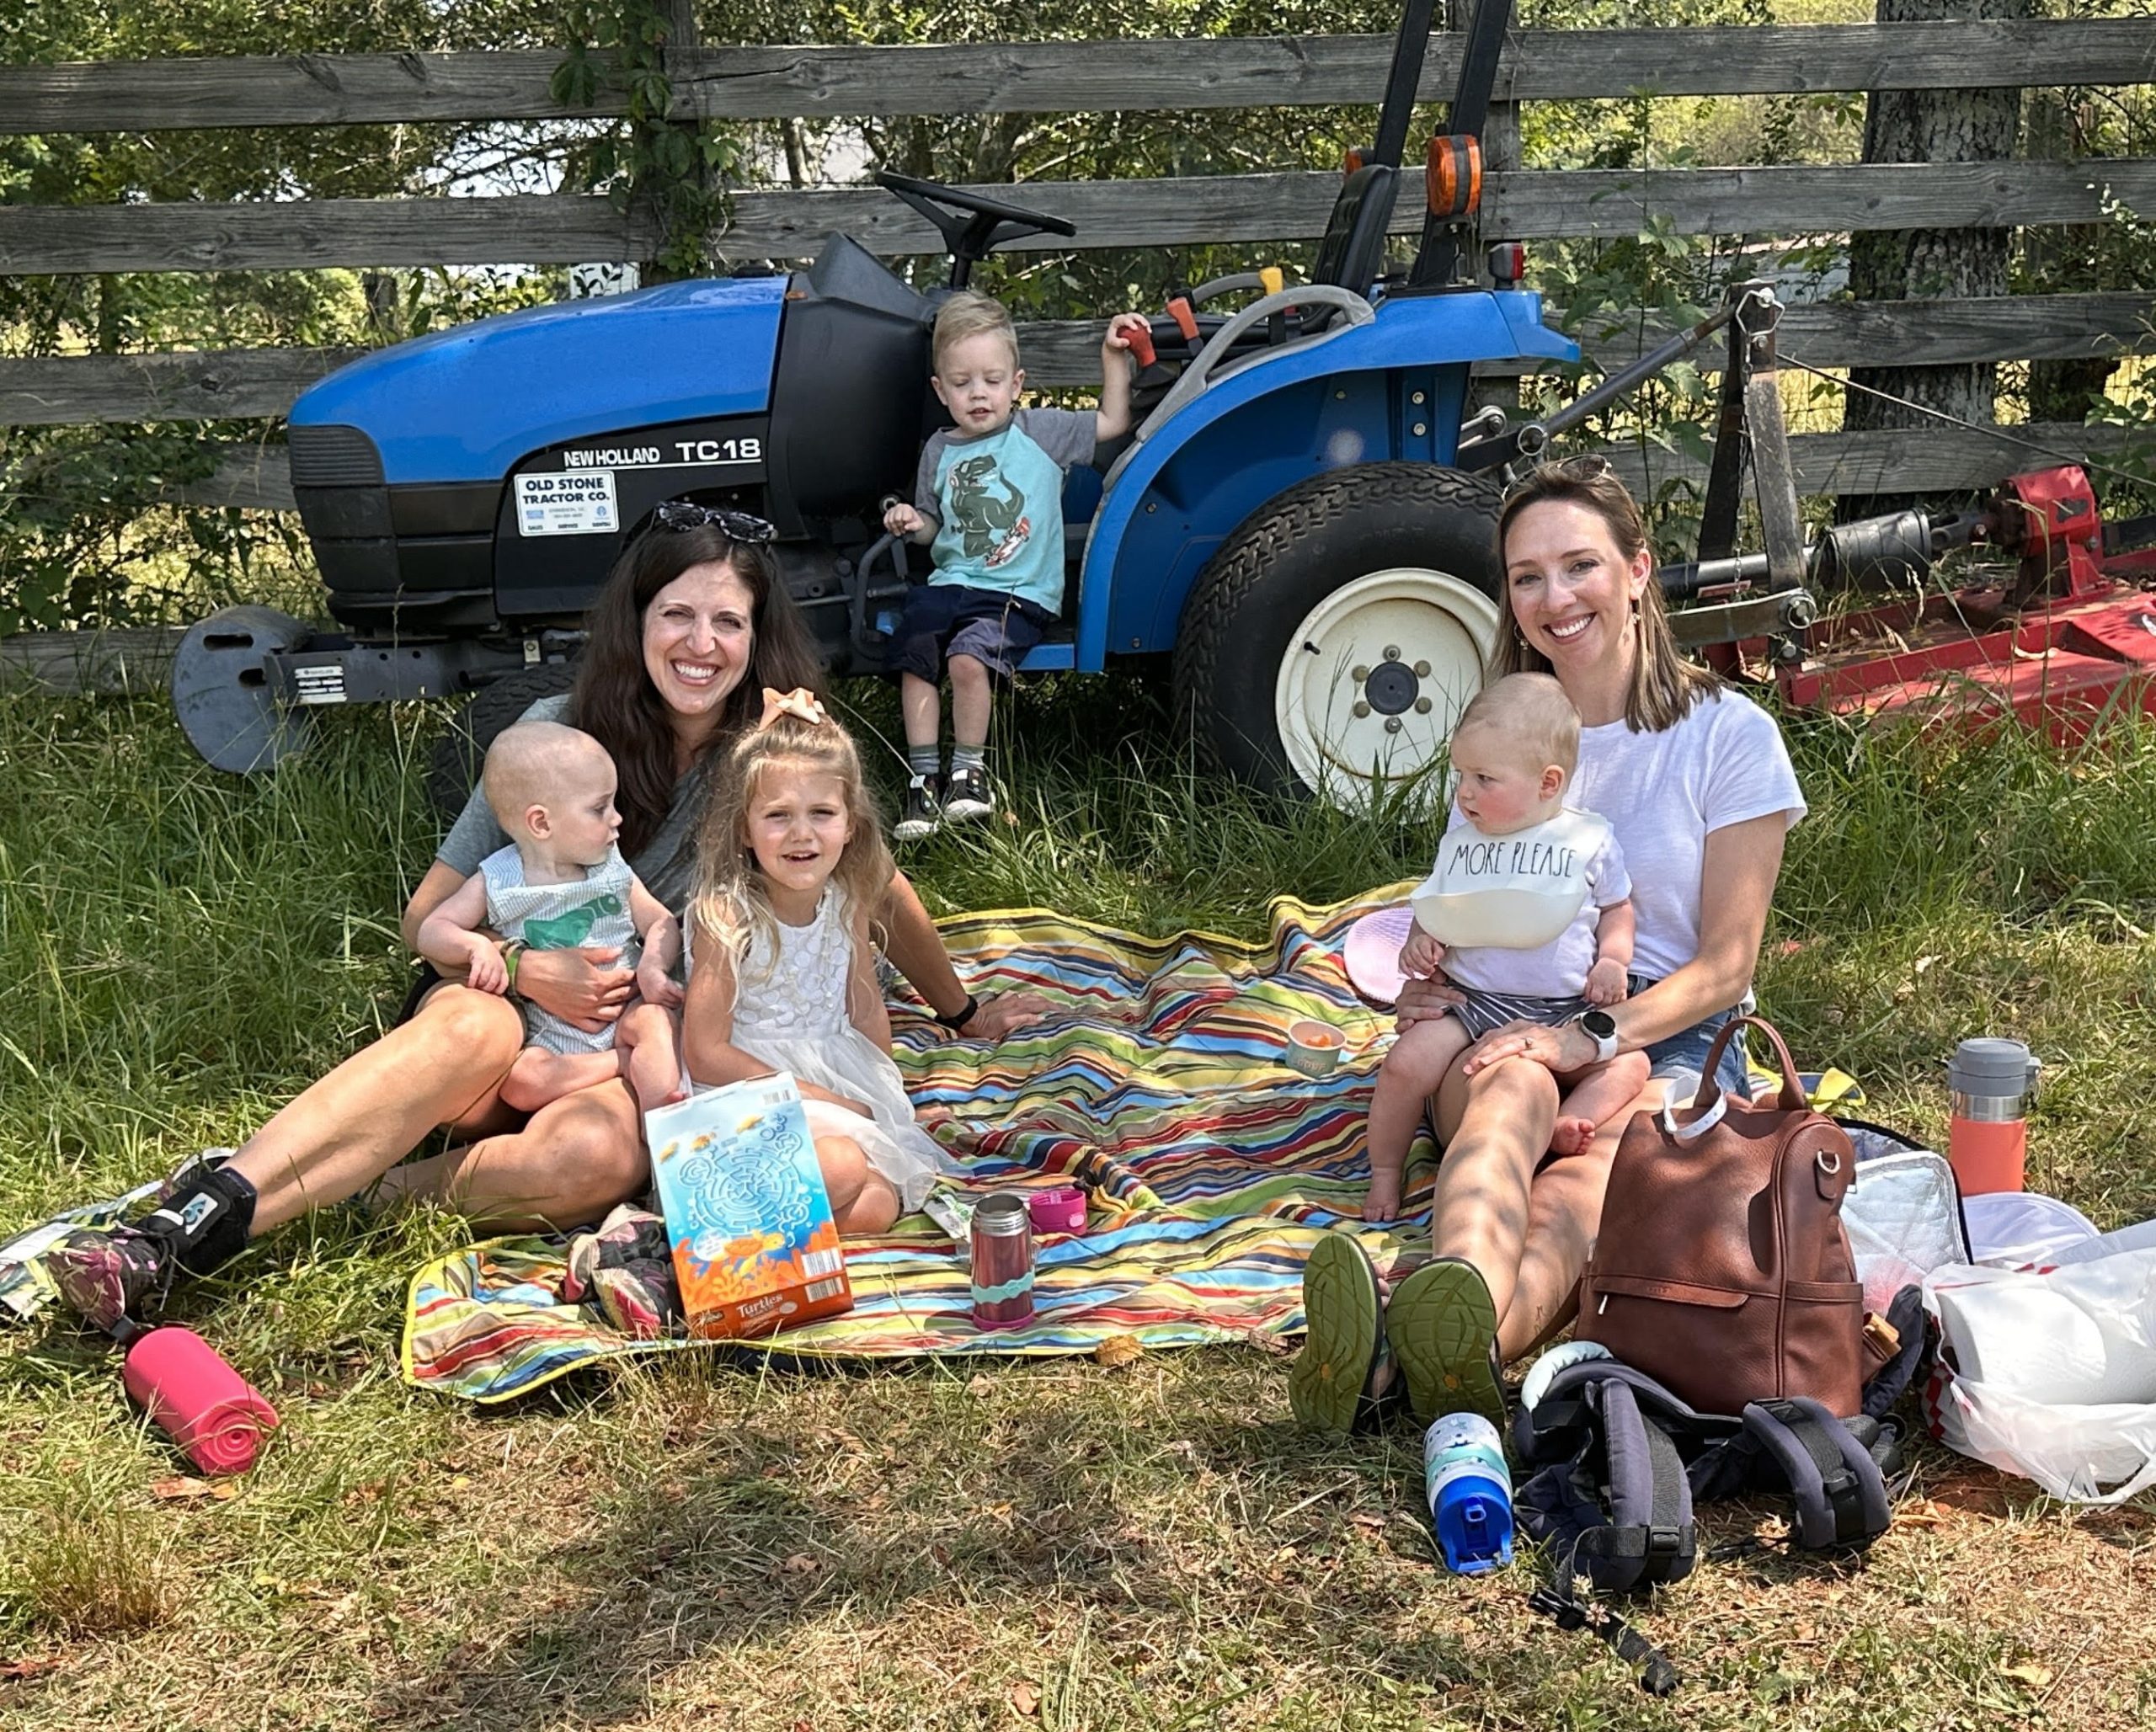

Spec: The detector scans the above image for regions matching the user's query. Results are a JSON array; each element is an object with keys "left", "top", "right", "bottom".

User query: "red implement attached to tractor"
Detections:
[
  {"left": 1780, "top": 467, "right": 2156, "bottom": 742},
  {"left": 1503, "top": 271, "right": 2153, "bottom": 745}
]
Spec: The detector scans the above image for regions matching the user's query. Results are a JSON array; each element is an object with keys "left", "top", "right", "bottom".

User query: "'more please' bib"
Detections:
[{"left": 1411, "top": 807, "right": 1612, "bottom": 952}]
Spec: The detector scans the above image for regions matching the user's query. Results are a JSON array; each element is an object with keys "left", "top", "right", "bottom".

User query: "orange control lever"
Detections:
[
  {"left": 1166, "top": 296, "right": 1199, "bottom": 343},
  {"left": 1124, "top": 322, "right": 1157, "bottom": 368}
]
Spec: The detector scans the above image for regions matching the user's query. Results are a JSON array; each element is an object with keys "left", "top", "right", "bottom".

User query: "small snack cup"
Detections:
[{"left": 1284, "top": 1019, "right": 1345, "bottom": 1079}]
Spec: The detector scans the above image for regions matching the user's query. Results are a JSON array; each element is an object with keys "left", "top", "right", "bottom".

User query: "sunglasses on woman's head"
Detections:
[
  {"left": 1502, "top": 452, "right": 1614, "bottom": 507},
  {"left": 649, "top": 500, "right": 777, "bottom": 544}
]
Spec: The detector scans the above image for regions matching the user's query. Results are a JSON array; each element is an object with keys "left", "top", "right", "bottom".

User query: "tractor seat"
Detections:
[{"left": 1310, "top": 163, "right": 1400, "bottom": 300}]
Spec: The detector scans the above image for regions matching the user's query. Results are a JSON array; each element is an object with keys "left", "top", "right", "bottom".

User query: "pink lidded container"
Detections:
[
  {"left": 1027, "top": 1186, "right": 1086, "bottom": 1234},
  {"left": 122, "top": 1325, "right": 280, "bottom": 1475}
]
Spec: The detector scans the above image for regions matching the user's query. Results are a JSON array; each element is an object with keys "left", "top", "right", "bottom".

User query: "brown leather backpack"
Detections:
[{"left": 1579, "top": 1015, "right": 1865, "bottom": 1417}]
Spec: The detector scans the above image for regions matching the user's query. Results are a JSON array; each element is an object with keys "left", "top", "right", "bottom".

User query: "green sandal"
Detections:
[
  {"left": 1289, "top": 1232, "right": 1385, "bottom": 1433},
  {"left": 1385, "top": 1255, "right": 1505, "bottom": 1429}
]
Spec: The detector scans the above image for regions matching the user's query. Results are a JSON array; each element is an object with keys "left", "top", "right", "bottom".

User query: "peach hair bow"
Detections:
[{"left": 755, "top": 686, "right": 829, "bottom": 730}]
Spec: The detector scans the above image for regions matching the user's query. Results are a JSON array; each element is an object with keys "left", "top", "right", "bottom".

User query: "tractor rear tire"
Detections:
[
  {"left": 1172, "top": 462, "right": 1505, "bottom": 807},
  {"left": 426, "top": 661, "right": 581, "bottom": 818}
]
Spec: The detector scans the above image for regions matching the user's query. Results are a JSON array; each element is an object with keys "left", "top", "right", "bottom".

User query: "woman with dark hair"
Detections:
[
  {"left": 51, "top": 506, "right": 1043, "bottom": 1330},
  {"left": 1290, "top": 458, "right": 1807, "bottom": 1432}
]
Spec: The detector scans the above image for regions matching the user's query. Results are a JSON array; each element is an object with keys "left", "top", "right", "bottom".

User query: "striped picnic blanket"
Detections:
[{"left": 401, "top": 889, "right": 1433, "bottom": 1403}]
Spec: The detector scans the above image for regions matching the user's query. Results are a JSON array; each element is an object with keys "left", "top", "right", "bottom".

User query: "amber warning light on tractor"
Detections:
[{"left": 1426, "top": 134, "right": 1483, "bottom": 220}]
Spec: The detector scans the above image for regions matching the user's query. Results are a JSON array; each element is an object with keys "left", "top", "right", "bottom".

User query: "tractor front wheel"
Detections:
[
  {"left": 426, "top": 660, "right": 581, "bottom": 817},
  {"left": 1172, "top": 462, "right": 1505, "bottom": 807}
]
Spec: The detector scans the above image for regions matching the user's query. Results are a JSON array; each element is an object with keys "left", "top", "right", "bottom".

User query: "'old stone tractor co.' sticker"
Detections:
[{"left": 515, "top": 469, "right": 618, "bottom": 536}]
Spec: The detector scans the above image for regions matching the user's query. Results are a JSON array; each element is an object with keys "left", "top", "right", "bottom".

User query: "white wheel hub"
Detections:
[{"left": 1273, "top": 567, "right": 1498, "bottom": 809}]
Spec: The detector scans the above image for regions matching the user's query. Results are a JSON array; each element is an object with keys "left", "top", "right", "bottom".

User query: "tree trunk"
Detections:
[
  {"left": 2022, "top": 85, "right": 2117, "bottom": 424},
  {"left": 1840, "top": 0, "right": 2030, "bottom": 519}
]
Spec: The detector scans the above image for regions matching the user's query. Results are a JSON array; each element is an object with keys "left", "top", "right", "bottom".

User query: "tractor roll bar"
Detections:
[
  {"left": 1410, "top": 0, "right": 1517, "bottom": 288},
  {"left": 1371, "top": 0, "right": 1444, "bottom": 171}
]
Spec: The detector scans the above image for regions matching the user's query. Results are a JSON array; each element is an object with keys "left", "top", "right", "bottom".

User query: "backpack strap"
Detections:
[
  {"left": 1527, "top": 1584, "right": 1682, "bottom": 1697},
  {"left": 1572, "top": 1380, "right": 1697, "bottom": 1591},
  {"left": 1739, "top": 1397, "right": 1892, "bottom": 1551},
  {"left": 1522, "top": 1378, "right": 1697, "bottom": 1696}
]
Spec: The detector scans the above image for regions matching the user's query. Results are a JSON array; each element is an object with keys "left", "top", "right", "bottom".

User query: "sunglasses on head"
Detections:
[
  {"left": 648, "top": 499, "right": 777, "bottom": 545},
  {"left": 1502, "top": 452, "right": 1614, "bottom": 506}
]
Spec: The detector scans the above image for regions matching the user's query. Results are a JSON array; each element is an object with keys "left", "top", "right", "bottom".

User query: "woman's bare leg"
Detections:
[
  {"left": 380, "top": 1076, "right": 649, "bottom": 1232},
  {"left": 228, "top": 986, "right": 525, "bottom": 1234},
  {"left": 1499, "top": 1074, "right": 1676, "bottom": 1360},
  {"left": 1427, "top": 1054, "right": 1561, "bottom": 1327}
]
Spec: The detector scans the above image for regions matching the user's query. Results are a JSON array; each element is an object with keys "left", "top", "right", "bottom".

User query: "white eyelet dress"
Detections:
[{"left": 703, "top": 887, "right": 953, "bottom": 1212}]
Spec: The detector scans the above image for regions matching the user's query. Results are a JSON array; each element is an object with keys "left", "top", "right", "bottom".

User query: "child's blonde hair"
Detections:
[
  {"left": 691, "top": 709, "right": 894, "bottom": 982},
  {"left": 931, "top": 290, "right": 1021, "bottom": 372},
  {"left": 1453, "top": 672, "right": 1582, "bottom": 778}
]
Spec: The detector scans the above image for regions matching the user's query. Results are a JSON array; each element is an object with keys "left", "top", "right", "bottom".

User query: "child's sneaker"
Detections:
[
  {"left": 943, "top": 765, "right": 995, "bottom": 823},
  {"left": 894, "top": 775, "right": 943, "bottom": 841}
]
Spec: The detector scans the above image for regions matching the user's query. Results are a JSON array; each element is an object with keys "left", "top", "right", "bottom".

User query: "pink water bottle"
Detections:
[
  {"left": 121, "top": 1325, "right": 280, "bottom": 1475},
  {"left": 1947, "top": 1037, "right": 2040, "bottom": 1196}
]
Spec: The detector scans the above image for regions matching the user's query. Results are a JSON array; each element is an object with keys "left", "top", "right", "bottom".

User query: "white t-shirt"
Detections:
[
  {"left": 1566, "top": 688, "right": 1806, "bottom": 983},
  {"left": 1433, "top": 811, "right": 1633, "bottom": 998}
]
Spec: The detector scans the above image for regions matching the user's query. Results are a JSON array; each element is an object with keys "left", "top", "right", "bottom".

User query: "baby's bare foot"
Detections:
[{"left": 1549, "top": 1115, "right": 1598, "bottom": 1157}]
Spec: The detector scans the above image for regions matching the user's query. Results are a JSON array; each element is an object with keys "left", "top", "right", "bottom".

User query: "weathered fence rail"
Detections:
[
  {"left": 3, "top": 24, "right": 2149, "bottom": 131},
  {"left": 6, "top": 159, "right": 2152, "bottom": 278},
  {"left": 9, "top": 293, "right": 2150, "bottom": 428},
  {"left": 3, "top": 22, "right": 2153, "bottom": 509}
]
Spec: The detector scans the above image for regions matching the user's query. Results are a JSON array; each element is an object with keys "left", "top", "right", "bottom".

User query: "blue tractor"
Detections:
[{"left": 172, "top": 0, "right": 1583, "bottom": 808}]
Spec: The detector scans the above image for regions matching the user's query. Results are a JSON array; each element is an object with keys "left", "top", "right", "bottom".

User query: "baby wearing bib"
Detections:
[{"left": 1364, "top": 674, "right": 1651, "bottom": 1222}]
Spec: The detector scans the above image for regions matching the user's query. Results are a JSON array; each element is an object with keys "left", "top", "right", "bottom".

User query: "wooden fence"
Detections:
[{"left": 2, "top": 20, "right": 2153, "bottom": 514}]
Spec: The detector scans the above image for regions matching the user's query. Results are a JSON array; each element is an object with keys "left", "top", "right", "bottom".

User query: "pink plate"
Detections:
[{"left": 1342, "top": 903, "right": 1415, "bottom": 1005}]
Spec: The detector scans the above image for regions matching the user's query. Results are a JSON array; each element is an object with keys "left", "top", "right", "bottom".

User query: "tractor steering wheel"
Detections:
[{"left": 873, "top": 169, "right": 1077, "bottom": 286}]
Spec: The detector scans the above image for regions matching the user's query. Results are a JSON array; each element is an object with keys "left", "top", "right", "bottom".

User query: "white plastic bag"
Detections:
[{"left": 1924, "top": 1239, "right": 2156, "bottom": 1504}]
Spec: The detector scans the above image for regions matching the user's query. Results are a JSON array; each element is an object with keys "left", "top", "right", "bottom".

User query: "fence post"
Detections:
[
  {"left": 1471, "top": 99, "right": 1523, "bottom": 422},
  {"left": 639, "top": 0, "right": 718, "bottom": 281},
  {"left": 1838, "top": 0, "right": 2029, "bottom": 519}
]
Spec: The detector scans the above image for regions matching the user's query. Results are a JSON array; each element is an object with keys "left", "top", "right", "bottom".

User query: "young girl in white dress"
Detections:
[{"left": 680, "top": 688, "right": 953, "bottom": 1235}]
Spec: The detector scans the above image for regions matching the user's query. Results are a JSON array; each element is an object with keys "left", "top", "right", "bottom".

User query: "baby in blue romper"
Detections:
[{"left": 418, "top": 721, "right": 684, "bottom": 1115}]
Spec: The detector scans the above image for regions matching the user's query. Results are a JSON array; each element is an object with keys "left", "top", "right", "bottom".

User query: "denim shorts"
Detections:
[
  {"left": 1633, "top": 975, "right": 1748, "bottom": 1096},
  {"left": 890, "top": 583, "right": 1055, "bottom": 684}
]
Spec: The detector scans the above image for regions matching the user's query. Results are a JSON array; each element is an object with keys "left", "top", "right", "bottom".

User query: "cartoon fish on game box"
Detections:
[{"left": 645, "top": 1073, "right": 853, "bottom": 1340}]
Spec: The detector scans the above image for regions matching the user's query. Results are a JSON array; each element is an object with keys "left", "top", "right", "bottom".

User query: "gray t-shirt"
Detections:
[{"left": 435, "top": 693, "right": 707, "bottom": 914}]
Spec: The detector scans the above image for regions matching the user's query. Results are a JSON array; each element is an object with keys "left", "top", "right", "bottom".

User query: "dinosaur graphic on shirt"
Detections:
[
  {"left": 945, "top": 452, "right": 1031, "bottom": 566},
  {"left": 521, "top": 893, "right": 624, "bottom": 950}
]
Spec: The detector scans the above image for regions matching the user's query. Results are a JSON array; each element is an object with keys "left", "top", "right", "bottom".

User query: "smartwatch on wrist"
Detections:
[{"left": 1574, "top": 1008, "right": 1620, "bottom": 1063}]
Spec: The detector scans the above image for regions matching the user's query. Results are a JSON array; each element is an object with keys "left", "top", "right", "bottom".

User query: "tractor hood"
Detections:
[{"left": 289, "top": 275, "right": 789, "bottom": 484}]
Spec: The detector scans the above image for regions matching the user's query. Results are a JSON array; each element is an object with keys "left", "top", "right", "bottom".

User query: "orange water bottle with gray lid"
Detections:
[{"left": 1947, "top": 1037, "right": 2040, "bottom": 1195}]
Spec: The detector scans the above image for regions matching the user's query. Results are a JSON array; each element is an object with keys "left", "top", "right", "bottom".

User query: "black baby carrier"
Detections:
[{"left": 1510, "top": 1284, "right": 1928, "bottom": 1695}]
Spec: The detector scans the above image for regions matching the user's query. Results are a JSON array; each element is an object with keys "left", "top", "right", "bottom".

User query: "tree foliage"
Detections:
[{"left": 3, "top": 0, "right": 2152, "bottom": 629}]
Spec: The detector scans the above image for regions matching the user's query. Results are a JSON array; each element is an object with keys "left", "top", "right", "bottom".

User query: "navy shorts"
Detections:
[
  {"left": 891, "top": 584, "right": 1055, "bottom": 685},
  {"left": 1633, "top": 976, "right": 1748, "bottom": 1096}
]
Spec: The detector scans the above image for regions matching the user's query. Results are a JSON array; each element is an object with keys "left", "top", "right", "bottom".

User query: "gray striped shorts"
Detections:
[{"left": 1449, "top": 983, "right": 1592, "bottom": 1042}]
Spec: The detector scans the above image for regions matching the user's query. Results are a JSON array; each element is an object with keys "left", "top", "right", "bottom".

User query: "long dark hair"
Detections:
[
  {"left": 571, "top": 524, "right": 825, "bottom": 858},
  {"left": 1493, "top": 457, "right": 1719, "bottom": 733}
]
